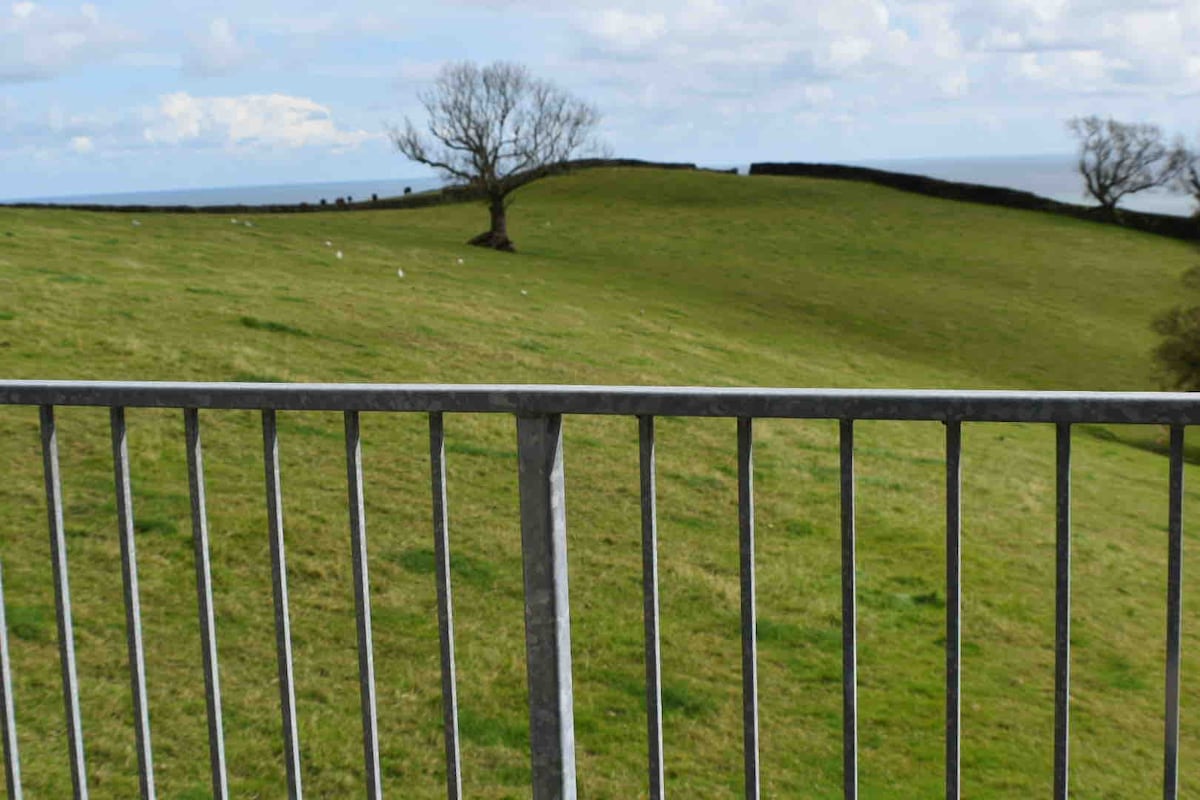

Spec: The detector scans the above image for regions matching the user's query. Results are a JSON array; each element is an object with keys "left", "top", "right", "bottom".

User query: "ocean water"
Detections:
[
  {"left": 849, "top": 154, "right": 1195, "bottom": 218},
  {"left": 10, "top": 156, "right": 1197, "bottom": 217},
  {"left": 10, "top": 176, "right": 443, "bottom": 207}
]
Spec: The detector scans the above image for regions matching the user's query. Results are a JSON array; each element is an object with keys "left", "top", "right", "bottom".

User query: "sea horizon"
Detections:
[
  {"left": 2, "top": 175, "right": 446, "bottom": 208},
  {"left": 848, "top": 152, "right": 1194, "bottom": 217},
  {"left": 3, "top": 153, "right": 1196, "bottom": 218}
]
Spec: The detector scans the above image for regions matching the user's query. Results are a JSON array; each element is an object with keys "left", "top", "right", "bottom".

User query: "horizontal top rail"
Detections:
[{"left": 2, "top": 380, "right": 1200, "bottom": 423}]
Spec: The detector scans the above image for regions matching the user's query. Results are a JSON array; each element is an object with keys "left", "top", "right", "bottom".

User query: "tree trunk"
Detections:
[{"left": 467, "top": 195, "right": 516, "bottom": 252}]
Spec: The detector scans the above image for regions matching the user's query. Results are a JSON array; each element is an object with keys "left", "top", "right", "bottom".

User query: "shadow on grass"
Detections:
[
  {"left": 1079, "top": 423, "right": 1200, "bottom": 466},
  {"left": 394, "top": 547, "right": 497, "bottom": 588},
  {"left": 240, "top": 316, "right": 311, "bottom": 337},
  {"left": 6, "top": 604, "right": 52, "bottom": 642},
  {"left": 458, "top": 707, "right": 527, "bottom": 749},
  {"left": 599, "top": 669, "right": 718, "bottom": 718}
]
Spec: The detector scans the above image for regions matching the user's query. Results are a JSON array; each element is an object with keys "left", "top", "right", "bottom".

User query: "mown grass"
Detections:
[{"left": 0, "top": 167, "right": 1198, "bottom": 798}]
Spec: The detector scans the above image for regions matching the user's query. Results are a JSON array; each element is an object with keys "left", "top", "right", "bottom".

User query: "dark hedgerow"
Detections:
[{"left": 1153, "top": 265, "right": 1200, "bottom": 390}]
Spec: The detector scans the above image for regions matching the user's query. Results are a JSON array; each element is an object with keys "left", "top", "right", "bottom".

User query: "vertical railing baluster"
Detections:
[
  {"left": 1054, "top": 422, "right": 1071, "bottom": 800},
  {"left": 516, "top": 414, "right": 577, "bottom": 800},
  {"left": 737, "top": 417, "right": 760, "bottom": 800},
  {"left": 8, "top": 386, "right": 1189, "bottom": 799},
  {"left": 638, "top": 416, "right": 665, "bottom": 800},
  {"left": 109, "top": 407, "right": 156, "bottom": 800},
  {"left": 40, "top": 405, "right": 88, "bottom": 800},
  {"left": 428, "top": 413, "right": 463, "bottom": 800},
  {"left": 262, "top": 409, "right": 303, "bottom": 799},
  {"left": 945, "top": 421, "right": 962, "bottom": 800},
  {"left": 1163, "top": 425, "right": 1185, "bottom": 800},
  {"left": 0, "top": 562, "right": 23, "bottom": 800},
  {"left": 840, "top": 419, "right": 858, "bottom": 800},
  {"left": 343, "top": 411, "right": 382, "bottom": 799},
  {"left": 183, "top": 409, "right": 228, "bottom": 800}
]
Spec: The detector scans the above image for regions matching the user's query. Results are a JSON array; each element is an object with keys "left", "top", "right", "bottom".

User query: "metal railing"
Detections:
[{"left": 0, "top": 380, "right": 1194, "bottom": 800}]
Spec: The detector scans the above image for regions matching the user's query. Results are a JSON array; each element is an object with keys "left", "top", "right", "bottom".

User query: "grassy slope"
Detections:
[{"left": 0, "top": 168, "right": 1197, "bottom": 798}]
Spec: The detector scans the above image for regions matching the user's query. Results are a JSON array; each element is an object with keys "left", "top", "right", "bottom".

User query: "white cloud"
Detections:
[
  {"left": 560, "top": 0, "right": 1200, "bottom": 154},
  {"left": 804, "top": 85, "right": 835, "bottom": 106},
  {"left": 962, "top": 0, "right": 1200, "bottom": 93},
  {"left": 0, "top": 1, "right": 137, "bottom": 81},
  {"left": 906, "top": 3, "right": 961, "bottom": 61},
  {"left": 975, "top": 27, "right": 1026, "bottom": 51},
  {"left": 142, "top": 92, "right": 378, "bottom": 152},
  {"left": 587, "top": 9, "right": 666, "bottom": 49},
  {"left": 4, "top": 0, "right": 1200, "bottom": 182},
  {"left": 573, "top": 0, "right": 946, "bottom": 81},
  {"left": 820, "top": 36, "right": 874, "bottom": 72},
  {"left": 184, "top": 17, "right": 256, "bottom": 76},
  {"left": 816, "top": 0, "right": 889, "bottom": 34},
  {"left": 1009, "top": 49, "right": 1124, "bottom": 93},
  {"left": 0, "top": 100, "right": 140, "bottom": 159},
  {"left": 938, "top": 69, "right": 969, "bottom": 98},
  {"left": 563, "top": 0, "right": 970, "bottom": 148},
  {"left": 251, "top": 12, "right": 341, "bottom": 38}
]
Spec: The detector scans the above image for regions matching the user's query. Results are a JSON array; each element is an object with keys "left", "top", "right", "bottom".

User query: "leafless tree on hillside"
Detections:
[
  {"left": 392, "top": 61, "right": 601, "bottom": 252},
  {"left": 1172, "top": 140, "right": 1200, "bottom": 216},
  {"left": 1067, "top": 116, "right": 1185, "bottom": 215}
]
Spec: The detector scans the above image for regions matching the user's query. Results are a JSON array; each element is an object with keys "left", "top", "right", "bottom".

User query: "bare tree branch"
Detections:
[
  {"left": 390, "top": 61, "right": 602, "bottom": 250},
  {"left": 1067, "top": 116, "right": 1182, "bottom": 214},
  {"left": 1169, "top": 138, "right": 1200, "bottom": 216}
]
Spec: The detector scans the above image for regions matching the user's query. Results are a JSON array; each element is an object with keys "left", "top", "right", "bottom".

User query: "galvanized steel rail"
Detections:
[
  {"left": 183, "top": 408, "right": 228, "bottom": 800},
  {"left": 4, "top": 380, "right": 1200, "bottom": 422},
  {"left": 0, "top": 379, "right": 1194, "bottom": 800}
]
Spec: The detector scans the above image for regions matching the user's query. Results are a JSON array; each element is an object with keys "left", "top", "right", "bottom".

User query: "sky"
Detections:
[{"left": 1, "top": 0, "right": 1199, "bottom": 200}]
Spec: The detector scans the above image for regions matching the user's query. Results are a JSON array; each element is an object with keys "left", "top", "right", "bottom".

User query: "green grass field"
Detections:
[{"left": 0, "top": 167, "right": 1198, "bottom": 798}]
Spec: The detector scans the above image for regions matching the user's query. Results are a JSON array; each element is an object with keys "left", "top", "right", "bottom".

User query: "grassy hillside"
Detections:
[{"left": 0, "top": 168, "right": 1197, "bottom": 798}]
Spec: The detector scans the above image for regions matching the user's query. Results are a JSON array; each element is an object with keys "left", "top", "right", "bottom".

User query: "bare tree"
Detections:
[
  {"left": 392, "top": 61, "right": 601, "bottom": 252},
  {"left": 1172, "top": 140, "right": 1200, "bottom": 216},
  {"left": 1067, "top": 116, "right": 1185, "bottom": 215}
]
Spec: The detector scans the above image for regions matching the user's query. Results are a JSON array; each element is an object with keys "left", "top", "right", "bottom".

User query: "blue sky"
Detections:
[{"left": 2, "top": 0, "right": 1199, "bottom": 199}]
